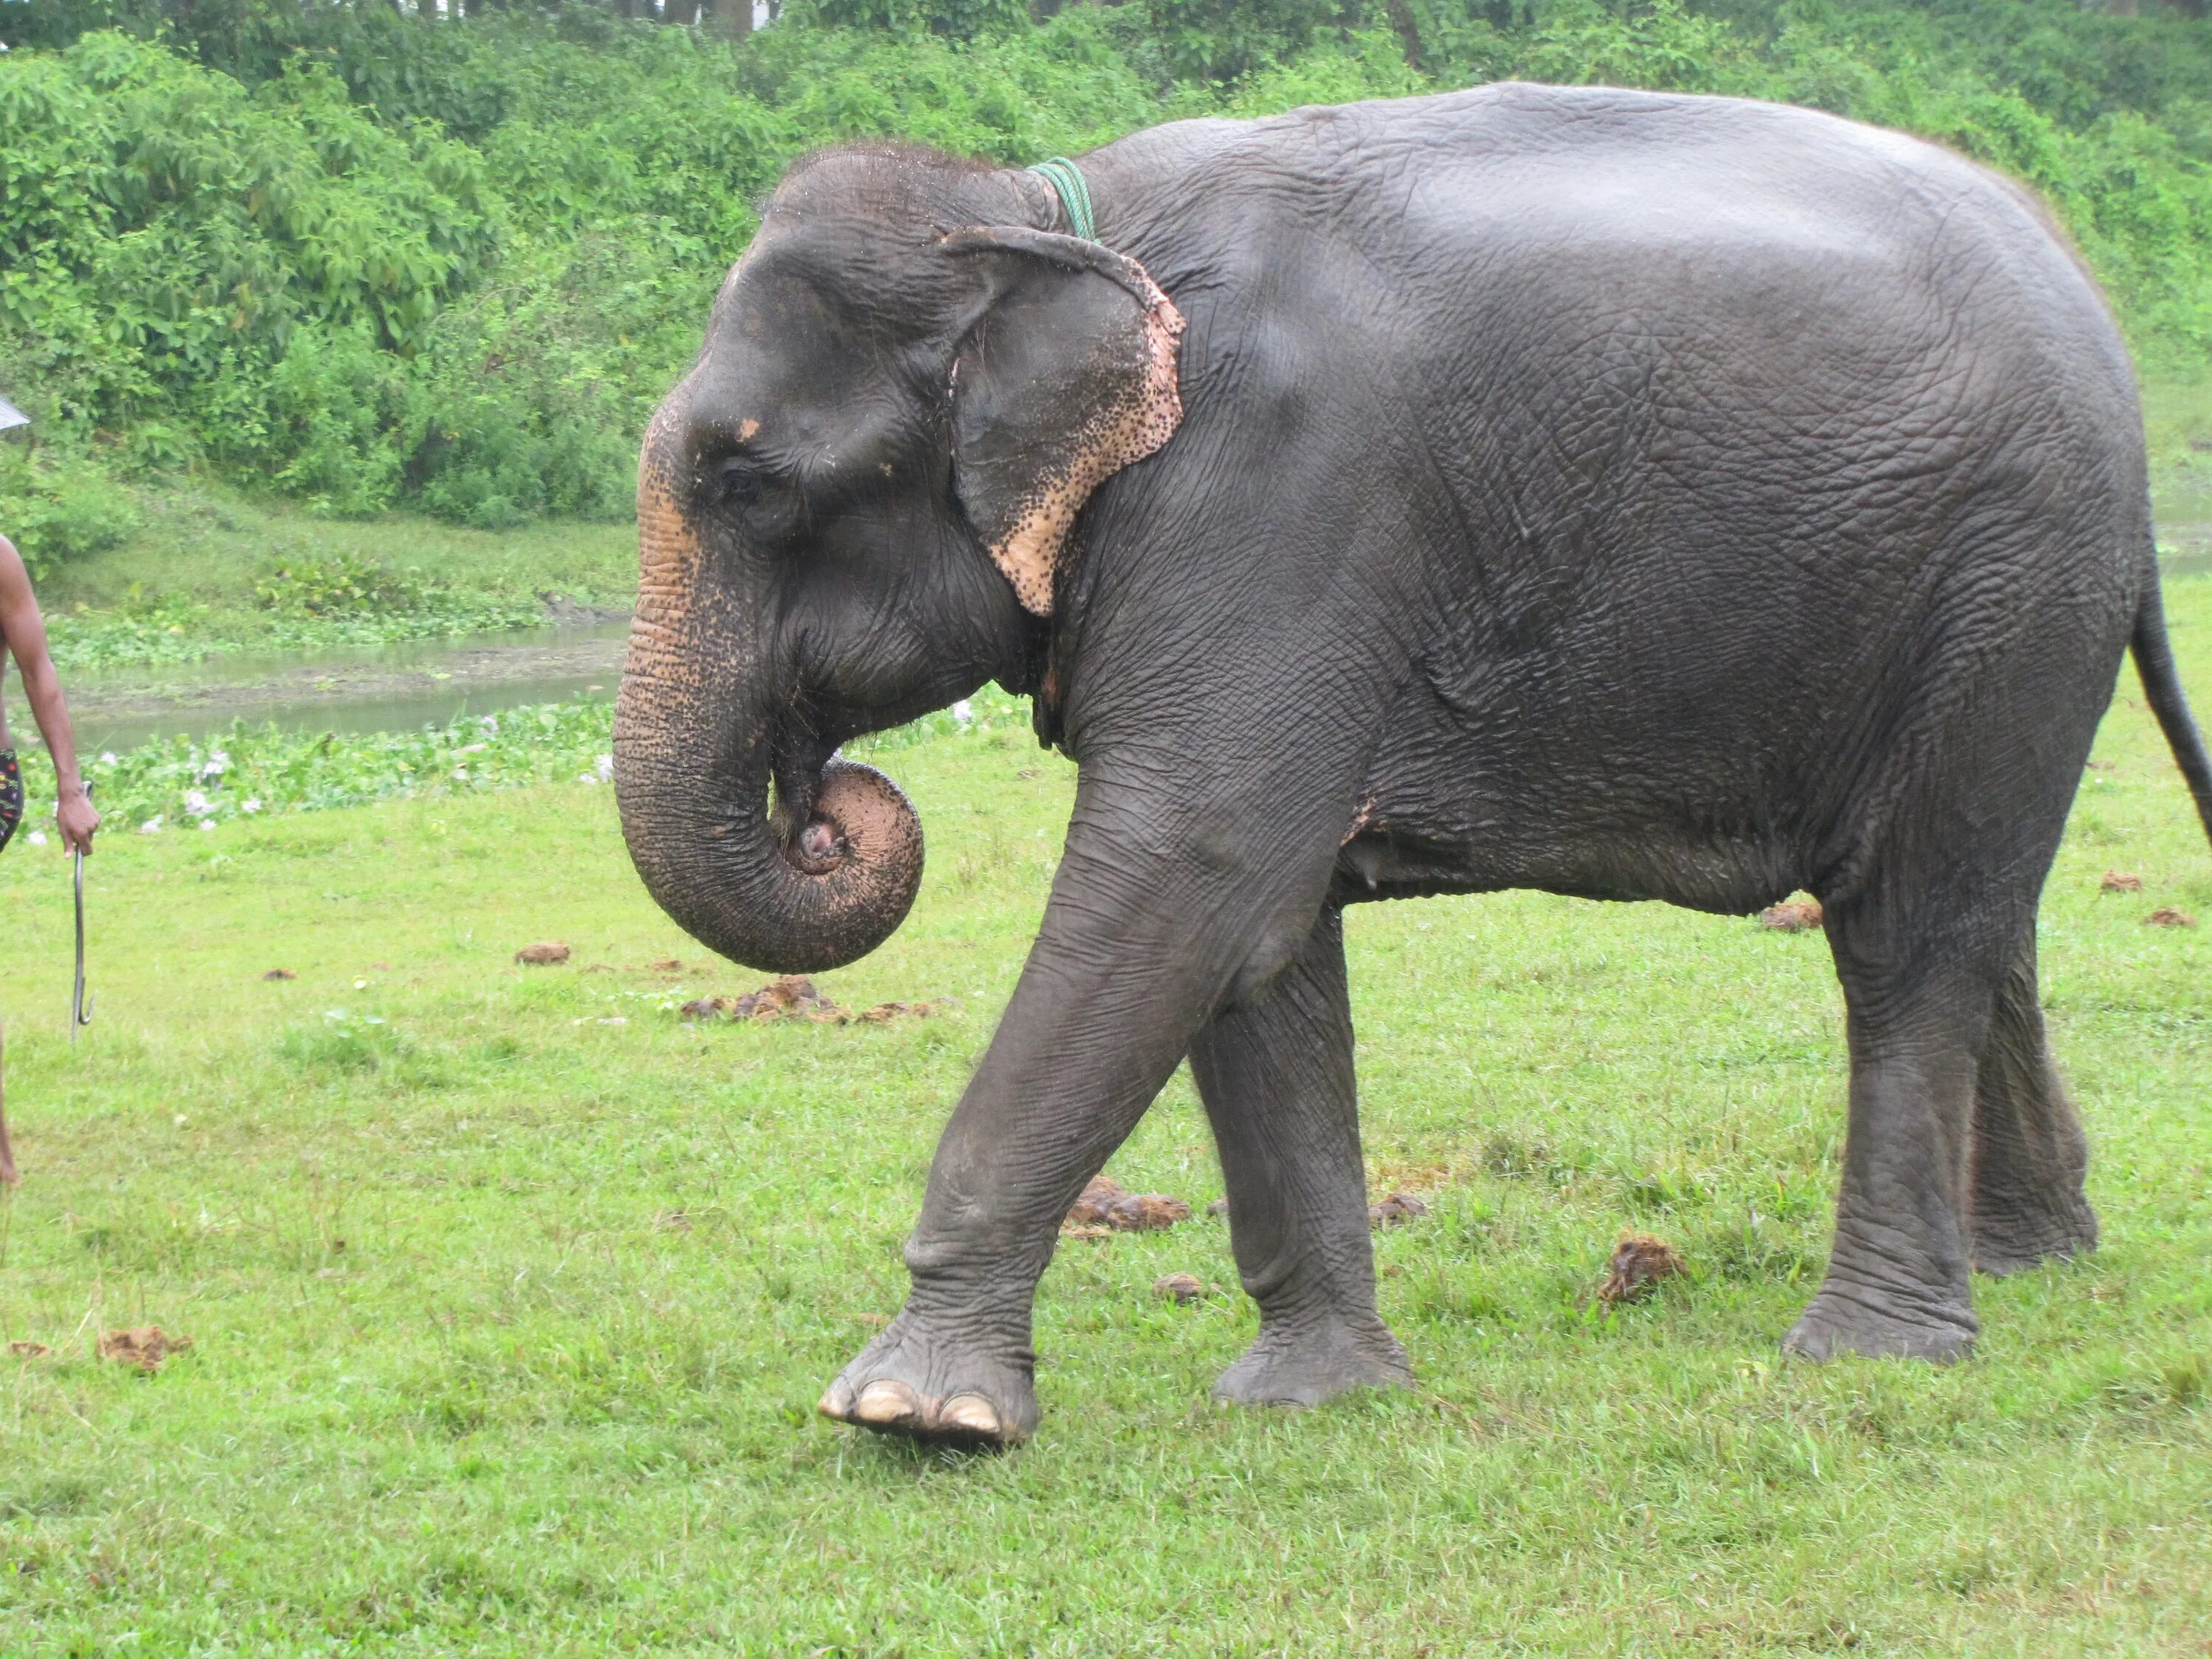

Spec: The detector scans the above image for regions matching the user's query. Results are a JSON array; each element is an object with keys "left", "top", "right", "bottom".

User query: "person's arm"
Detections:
[{"left": 0, "top": 536, "right": 98, "bottom": 854}]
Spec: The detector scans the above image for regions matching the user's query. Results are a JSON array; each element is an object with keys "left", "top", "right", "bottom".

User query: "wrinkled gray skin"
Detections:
[{"left": 614, "top": 83, "right": 2212, "bottom": 1447}]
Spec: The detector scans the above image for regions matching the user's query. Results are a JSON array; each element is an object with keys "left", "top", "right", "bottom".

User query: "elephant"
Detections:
[{"left": 613, "top": 82, "right": 2212, "bottom": 1447}]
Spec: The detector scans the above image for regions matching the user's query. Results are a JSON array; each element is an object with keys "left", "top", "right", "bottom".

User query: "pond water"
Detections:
[{"left": 50, "top": 616, "right": 631, "bottom": 755}]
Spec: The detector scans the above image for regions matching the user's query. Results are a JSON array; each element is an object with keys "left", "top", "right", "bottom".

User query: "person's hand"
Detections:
[{"left": 55, "top": 783, "right": 97, "bottom": 855}]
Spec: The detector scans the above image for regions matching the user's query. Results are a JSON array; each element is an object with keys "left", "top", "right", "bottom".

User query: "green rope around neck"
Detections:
[{"left": 1026, "top": 157, "right": 1096, "bottom": 242}]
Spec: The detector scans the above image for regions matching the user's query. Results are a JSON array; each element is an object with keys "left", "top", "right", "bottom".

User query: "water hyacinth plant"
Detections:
[{"left": 7, "top": 686, "right": 1035, "bottom": 831}]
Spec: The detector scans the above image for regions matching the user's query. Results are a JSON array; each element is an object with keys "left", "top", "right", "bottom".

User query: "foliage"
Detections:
[
  {"left": 16, "top": 698, "right": 617, "bottom": 829},
  {"left": 4, "top": 682, "right": 1028, "bottom": 827},
  {"left": 42, "top": 583, "right": 551, "bottom": 668},
  {"left": 1, "top": 0, "right": 2211, "bottom": 566},
  {"left": 253, "top": 550, "right": 427, "bottom": 618},
  {"left": 0, "top": 444, "right": 142, "bottom": 575}
]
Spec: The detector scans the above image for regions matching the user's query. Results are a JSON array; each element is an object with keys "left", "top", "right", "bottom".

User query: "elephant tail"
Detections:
[{"left": 2132, "top": 570, "right": 2212, "bottom": 846}]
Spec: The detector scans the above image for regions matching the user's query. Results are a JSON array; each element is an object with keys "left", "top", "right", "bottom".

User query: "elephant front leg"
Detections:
[
  {"left": 1192, "top": 905, "right": 1411, "bottom": 1408},
  {"left": 818, "top": 836, "right": 1329, "bottom": 1445}
]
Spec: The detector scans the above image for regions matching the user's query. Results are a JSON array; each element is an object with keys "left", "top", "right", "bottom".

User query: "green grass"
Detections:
[
  {"left": 2146, "top": 374, "right": 2212, "bottom": 549},
  {"left": 0, "top": 578, "right": 2208, "bottom": 1655}
]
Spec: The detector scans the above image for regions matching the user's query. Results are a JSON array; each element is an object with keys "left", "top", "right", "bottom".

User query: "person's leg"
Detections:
[
  {"left": 0, "top": 1017, "right": 15, "bottom": 1186},
  {"left": 0, "top": 751, "right": 17, "bottom": 1185}
]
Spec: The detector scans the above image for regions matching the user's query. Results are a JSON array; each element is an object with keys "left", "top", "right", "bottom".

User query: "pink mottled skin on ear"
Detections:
[{"left": 990, "top": 270, "right": 1186, "bottom": 616}]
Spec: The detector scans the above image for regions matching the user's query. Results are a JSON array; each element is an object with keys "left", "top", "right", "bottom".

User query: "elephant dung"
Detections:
[
  {"left": 2099, "top": 870, "right": 2143, "bottom": 894},
  {"left": 2143, "top": 906, "right": 2197, "bottom": 928},
  {"left": 1368, "top": 1192, "right": 1430, "bottom": 1228},
  {"left": 1598, "top": 1234, "right": 1685, "bottom": 1306},
  {"left": 1064, "top": 1175, "right": 1192, "bottom": 1232},
  {"left": 515, "top": 942, "right": 571, "bottom": 966},
  {"left": 1758, "top": 900, "right": 1823, "bottom": 933},
  {"left": 728, "top": 975, "right": 844, "bottom": 1021},
  {"left": 1153, "top": 1273, "right": 1206, "bottom": 1304},
  {"left": 261, "top": 968, "right": 296, "bottom": 981},
  {"left": 98, "top": 1326, "right": 193, "bottom": 1374}
]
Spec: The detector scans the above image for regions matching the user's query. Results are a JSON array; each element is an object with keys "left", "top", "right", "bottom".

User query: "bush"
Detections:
[
  {"left": 253, "top": 552, "right": 425, "bottom": 619},
  {"left": 0, "top": 445, "right": 142, "bottom": 574}
]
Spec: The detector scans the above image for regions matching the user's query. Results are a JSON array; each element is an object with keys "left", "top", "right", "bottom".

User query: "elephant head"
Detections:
[{"left": 614, "top": 147, "right": 1185, "bottom": 973}]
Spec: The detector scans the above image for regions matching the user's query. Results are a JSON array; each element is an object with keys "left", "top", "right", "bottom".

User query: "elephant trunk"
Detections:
[{"left": 613, "top": 406, "right": 923, "bottom": 975}]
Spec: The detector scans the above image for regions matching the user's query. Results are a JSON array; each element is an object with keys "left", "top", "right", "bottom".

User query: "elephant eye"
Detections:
[
  {"left": 711, "top": 456, "right": 805, "bottom": 542},
  {"left": 716, "top": 456, "right": 769, "bottom": 509}
]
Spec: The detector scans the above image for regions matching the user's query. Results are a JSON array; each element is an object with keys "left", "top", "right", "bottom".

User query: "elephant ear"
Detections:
[{"left": 942, "top": 225, "right": 1186, "bottom": 617}]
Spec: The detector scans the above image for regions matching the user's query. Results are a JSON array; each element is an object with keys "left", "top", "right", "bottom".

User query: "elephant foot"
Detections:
[
  {"left": 1972, "top": 1200, "right": 2098, "bottom": 1279},
  {"left": 1782, "top": 1287, "right": 1976, "bottom": 1364},
  {"left": 1213, "top": 1315, "right": 1413, "bottom": 1409},
  {"left": 817, "top": 1310, "right": 1038, "bottom": 1448}
]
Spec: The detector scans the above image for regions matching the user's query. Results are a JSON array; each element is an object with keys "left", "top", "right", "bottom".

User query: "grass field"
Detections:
[{"left": 0, "top": 577, "right": 2208, "bottom": 1655}]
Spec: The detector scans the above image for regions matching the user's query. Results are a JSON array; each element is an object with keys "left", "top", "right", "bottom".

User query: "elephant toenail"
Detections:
[
  {"left": 816, "top": 1381, "right": 855, "bottom": 1422},
  {"left": 936, "top": 1394, "right": 1002, "bottom": 1438},
  {"left": 852, "top": 1379, "right": 923, "bottom": 1427}
]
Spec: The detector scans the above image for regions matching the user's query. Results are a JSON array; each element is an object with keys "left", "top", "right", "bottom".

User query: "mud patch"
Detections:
[
  {"left": 1759, "top": 900, "right": 1823, "bottom": 933},
  {"left": 1369, "top": 1192, "right": 1430, "bottom": 1228},
  {"left": 515, "top": 942, "right": 571, "bottom": 965},
  {"left": 98, "top": 1326, "right": 192, "bottom": 1373},
  {"left": 8, "top": 1340, "right": 52, "bottom": 1359},
  {"left": 1153, "top": 1273, "right": 1206, "bottom": 1304},
  {"left": 2100, "top": 870, "right": 2143, "bottom": 894},
  {"left": 1063, "top": 1175, "right": 1192, "bottom": 1233},
  {"left": 2144, "top": 906, "right": 2198, "bottom": 928},
  {"left": 1599, "top": 1234, "right": 1684, "bottom": 1305},
  {"left": 650, "top": 958, "right": 685, "bottom": 972}
]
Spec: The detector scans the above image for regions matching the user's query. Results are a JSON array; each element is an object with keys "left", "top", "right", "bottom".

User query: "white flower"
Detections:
[
  {"left": 950, "top": 699, "right": 973, "bottom": 723},
  {"left": 25, "top": 830, "right": 45, "bottom": 846},
  {"left": 139, "top": 815, "right": 163, "bottom": 834},
  {"left": 577, "top": 773, "right": 600, "bottom": 785},
  {"left": 479, "top": 716, "right": 499, "bottom": 735},
  {"left": 200, "top": 750, "right": 229, "bottom": 778},
  {"left": 242, "top": 799, "right": 261, "bottom": 813},
  {"left": 199, "top": 818, "right": 217, "bottom": 832},
  {"left": 184, "top": 789, "right": 209, "bottom": 813},
  {"left": 453, "top": 766, "right": 469, "bottom": 780},
  {"left": 595, "top": 754, "right": 613, "bottom": 782},
  {"left": 97, "top": 751, "right": 116, "bottom": 767}
]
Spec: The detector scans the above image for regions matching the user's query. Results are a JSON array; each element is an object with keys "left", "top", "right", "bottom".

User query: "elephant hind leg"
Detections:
[
  {"left": 1969, "top": 943, "right": 2098, "bottom": 1276},
  {"left": 1783, "top": 879, "right": 1992, "bottom": 1365},
  {"left": 1192, "top": 905, "right": 1412, "bottom": 1408}
]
